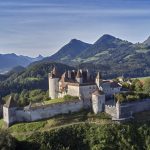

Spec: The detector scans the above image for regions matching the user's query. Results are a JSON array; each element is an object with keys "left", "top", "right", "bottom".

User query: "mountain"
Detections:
[
  {"left": 78, "top": 34, "right": 133, "bottom": 60},
  {"left": 42, "top": 39, "right": 91, "bottom": 63},
  {"left": 41, "top": 34, "right": 150, "bottom": 78},
  {"left": 0, "top": 61, "right": 74, "bottom": 97},
  {"left": 0, "top": 53, "right": 44, "bottom": 74},
  {"left": 143, "top": 36, "right": 150, "bottom": 45}
]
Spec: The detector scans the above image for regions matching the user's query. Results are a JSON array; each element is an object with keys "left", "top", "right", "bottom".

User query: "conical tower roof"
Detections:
[
  {"left": 52, "top": 66, "right": 57, "bottom": 75},
  {"left": 51, "top": 66, "right": 59, "bottom": 78},
  {"left": 62, "top": 71, "right": 68, "bottom": 78},
  {"left": 96, "top": 72, "right": 102, "bottom": 79},
  {"left": 5, "top": 96, "right": 17, "bottom": 108},
  {"left": 76, "top": 70, "right": 82, "bottom": 78}
]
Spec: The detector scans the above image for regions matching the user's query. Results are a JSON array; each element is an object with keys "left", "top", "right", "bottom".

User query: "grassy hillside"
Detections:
[
  {"left": 0, "top": 61, "right": 74, "bottom": 101},
  {"left": 0, "top": 111, "right": 111, "bottom": 140},
  {"left": 0, "top": 111, "right": 149, "bottom": 150}
]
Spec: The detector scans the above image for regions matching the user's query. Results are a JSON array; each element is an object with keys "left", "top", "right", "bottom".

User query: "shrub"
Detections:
[
  {"left": 0, "top": 130, "right": 16, "bottom": 150},
  {"left": 63, "top": 95, "right": 79, "bottom": 101}
]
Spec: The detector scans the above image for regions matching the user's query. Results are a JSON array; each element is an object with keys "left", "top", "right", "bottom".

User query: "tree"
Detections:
[
  {"left": 143, "top": 79, "right": 150, "bottom": 94},
  {"left": 134, "top": 81, "right": 143, "bottom": 92},
  {"left": 0, "top": 130, "right": 16, "bottom": 150}
]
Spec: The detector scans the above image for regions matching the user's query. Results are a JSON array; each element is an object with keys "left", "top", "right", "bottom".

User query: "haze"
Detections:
[{"left": 0, "top": 0, "right": 150, "bottom": 57}]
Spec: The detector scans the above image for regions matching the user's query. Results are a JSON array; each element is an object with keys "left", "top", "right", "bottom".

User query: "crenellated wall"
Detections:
[
  {"left": 105, "top": 99, "right": 150, "bottom": 120},
  {"left": 105, "top": 105, "right": 117, "bottom": 119}
]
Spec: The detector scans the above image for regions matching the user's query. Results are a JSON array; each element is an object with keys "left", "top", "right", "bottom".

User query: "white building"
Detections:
[{"left": 49, "top": 67, "right": 122, "bottom": 100}]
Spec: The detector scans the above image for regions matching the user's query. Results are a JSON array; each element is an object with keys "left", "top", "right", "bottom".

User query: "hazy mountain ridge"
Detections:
[
  {"left": 0, "top": 53, "right": 44, "bottom": 74},
  {"left": 1, "top": 34, "right": 150, "bottom": 78},
  {"left": 0, "top": 61, "right": 74, "bottom": 97},
  {"left": 143, "top": 36, "right": 150, "bottom": 45}
]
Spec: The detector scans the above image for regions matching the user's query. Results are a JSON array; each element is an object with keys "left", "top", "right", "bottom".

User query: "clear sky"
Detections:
[{"left": 0, "top": 0, "right": 150, "bottom": 57}]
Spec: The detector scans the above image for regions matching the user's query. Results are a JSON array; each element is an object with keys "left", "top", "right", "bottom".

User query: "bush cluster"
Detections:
[{"left": 115, "top": 92, "right": 150, "bottom": 103}]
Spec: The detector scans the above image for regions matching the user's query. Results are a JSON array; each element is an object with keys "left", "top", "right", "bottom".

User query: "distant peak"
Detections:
[
  {"left": 99, "top": 34, "right": 118, "bottom": 42},
  {"left": 95, "top": 34, "right": 119, "bottom": 44},
  {"left": 37, "top": 54, "right": 43, "bottom": 58},
  {"left": 70, "top": 39, "right": 80, "bottom": 43},
  {"left": 101, "top": 34, "right": 116, "bottom": 39},
  {"left": 143, "top": 36, "right": 150, "bottom": 45}
]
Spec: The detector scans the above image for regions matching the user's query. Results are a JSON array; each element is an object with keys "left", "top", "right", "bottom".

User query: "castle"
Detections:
[
  {"left": 48, "top": 67, "right": 121, "bottom": 104},
  {"left": 2, "top": 67, "right": 150, "bottom": 127}
]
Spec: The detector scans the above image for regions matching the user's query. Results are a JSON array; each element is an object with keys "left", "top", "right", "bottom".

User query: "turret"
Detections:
[
  {"left": 68, "top": 70, "right": 71, "bottom": 79},
  {"left": 76, "top": 70, "right": 83, "bottom": 84},
  {"left": 48, "top": 66, "right": 59, "bottom": 99},
  {"left": 3, "top": 96, "right": 18, "bottom": 127},
  {"left": 95, "top": 72, "right": 102, "bottom": 88},
  {"left": 116, "top": 101, "right": 121, "bottom": 119},
  {"left": 86, "top": 69, "right": 90, "bottom": 80},
  {"left": 92, "top": 90, "right": 105, "bottom": 114}
]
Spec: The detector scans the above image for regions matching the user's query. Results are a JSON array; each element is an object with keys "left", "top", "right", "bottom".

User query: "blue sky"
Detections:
[{"left": 0, "top": 0, "right": 150, "bottom": 57}]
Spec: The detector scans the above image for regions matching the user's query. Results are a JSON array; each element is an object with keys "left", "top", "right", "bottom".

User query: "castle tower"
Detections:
[
  {"left": 3, "top": 96, "right": 17, "bottom": 127},
  {"left": 48, "top": 66, "right": 59, "bottom": 99},
  {"left": 76, "top": 70, "right": 83, "bottom": 84},
  {"left": 86, "top": 69, "right": 90, "bottom": 80},
  {"left": 68, "top": 70, "right": 71, "bottom": 79},
  {"left": 116, "top": 101, "right": 121, "bottom": 119},
  {"left": 92, "top": 90, "right": 105, "bottom": 114},
  {"left": 95, "top": 72, "right": 102, "bottom": 88}
]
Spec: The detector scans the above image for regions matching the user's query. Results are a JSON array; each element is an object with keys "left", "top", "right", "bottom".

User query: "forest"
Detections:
[{"left": 0, "top": 122, "right": 149, "bottom": 150}]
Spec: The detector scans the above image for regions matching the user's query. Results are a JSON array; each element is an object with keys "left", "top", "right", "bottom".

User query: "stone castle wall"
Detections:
[
  {"left": 0, "top": 104, "right": 3, "bottom": 117},
  {"left": 105, "top": 99, "right": 150, "bottom": 120},
  {"left": 117, "top": 99, "right": 150, "bottom": 119},
  {"left": 14, "top": 99, "right": 84, "bottom": 123},
  {"left": 105, "top": 105, "right": 117, "bottom": 119}
]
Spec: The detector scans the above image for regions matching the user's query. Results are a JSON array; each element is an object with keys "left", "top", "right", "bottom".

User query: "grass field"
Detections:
[
  {"left": 0, "top": 111, "right": 112, "bottom": 140},
  {"left": 44, "top": 97, "right": 70, "bottom": 105}
]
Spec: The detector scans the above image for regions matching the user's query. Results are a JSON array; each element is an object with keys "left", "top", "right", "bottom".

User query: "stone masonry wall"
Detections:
[
  {"left": 117, "top": 99, "right": 150, "bottom": 119},
  {"left": 105, "top": 105, "right": 117, "bottom": 119},
  {"left": 15, "top": 99, "right": 84, "bottom": 123}
]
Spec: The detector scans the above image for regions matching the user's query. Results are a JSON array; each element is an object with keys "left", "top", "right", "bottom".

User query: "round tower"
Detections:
[
  {"left": 68, "top": 70, "right": 71, "bottom": 79},
  {"left": 76, "top": 70, "right": 83, "bottom": 84},
  {"left": 86, "top": 69, "right": 90, "bottom": 80},
  {"left": 48, "top": 66, "right": 59, "bottom": 99},
  {"left": 95, "top": 72, "right": 102, "bottom": 88},
  {"left": 92, "top": 90, "right": 105, "bottom": 114}
]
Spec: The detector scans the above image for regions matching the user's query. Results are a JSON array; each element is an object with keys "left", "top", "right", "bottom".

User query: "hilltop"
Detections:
[
  {"left": 40, "top": 34, "right": 150, "bottom": 78},
  {"left": 43, "top": 39, "right": 91, "bottom": 63}
]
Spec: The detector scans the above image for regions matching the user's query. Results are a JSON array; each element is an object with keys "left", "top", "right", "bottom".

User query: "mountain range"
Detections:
[
  {"left": 0, "top": 34, "right": 150, "bottom": 98},
  {"left": 42, "top": 34, "right": 150, "bottom": 64},
  {"left": 1, "top": 34, "right": 150, "bottom": 78},
  {"left": 0, "top": 54, "right": 43, "bottom": 74},
  {"left": 40, "top": 34, "right": 150, "bottom": 78}
]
